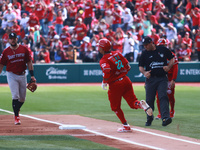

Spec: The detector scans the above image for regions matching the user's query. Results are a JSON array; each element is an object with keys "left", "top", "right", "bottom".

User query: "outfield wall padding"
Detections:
[{"left": 0, "top": 62, "right": 200, "bottom": 83}]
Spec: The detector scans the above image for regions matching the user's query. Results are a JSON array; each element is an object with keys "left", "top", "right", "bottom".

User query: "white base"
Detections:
[{"left": 59, "top": 125, "right": 86, "bottom": 130}]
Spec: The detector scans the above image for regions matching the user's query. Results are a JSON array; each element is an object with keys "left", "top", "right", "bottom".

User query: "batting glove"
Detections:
[{"left": 101, "top": 82, "right": 107, "bottom": 90}]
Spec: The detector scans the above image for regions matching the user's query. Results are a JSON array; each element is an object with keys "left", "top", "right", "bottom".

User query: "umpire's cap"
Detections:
[
  {"left": 9, "top": 32, "right": 17, "bottom": 39},
  {"left": 142, "top": 36, "right": 152, "bottom": 45}
]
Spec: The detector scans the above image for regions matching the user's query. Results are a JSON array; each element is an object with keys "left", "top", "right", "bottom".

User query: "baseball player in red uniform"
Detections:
[
  {"left": 155, "top": 38, "right": 178, "bottom": 119},
  {"left": 98, "top": 39, "right": 153, "bottom": 132},
  {"left": 0, "top": 33, "right": 36, "bottom": 125}
]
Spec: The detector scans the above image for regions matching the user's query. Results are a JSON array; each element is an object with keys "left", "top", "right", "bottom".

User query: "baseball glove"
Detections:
[{"left": 27, "top": 79, "right": 37, "bottom": 92}]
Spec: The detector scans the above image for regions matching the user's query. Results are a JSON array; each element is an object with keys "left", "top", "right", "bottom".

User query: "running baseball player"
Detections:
[
  {"left": 156, "top": 38, "right": 178, "bottom": 119},
  {"left": 0, "top": 33, "right": 36, "bottom": 125},
  {"left": 98, "top": 39, "right": 153, "bottom": 132}
]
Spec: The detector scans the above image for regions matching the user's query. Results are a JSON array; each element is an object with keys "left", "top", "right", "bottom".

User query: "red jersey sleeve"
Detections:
[{"left": 99, "top": 59, "right": 111, "bottom": 83}]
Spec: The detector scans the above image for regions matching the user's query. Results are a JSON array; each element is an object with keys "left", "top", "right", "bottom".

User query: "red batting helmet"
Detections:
[
  {"left": 157, "top": 38, "right": 167, "bottom": 46},
  {"left": 98, "top": 39, "right": 111, "bottom": 52}
]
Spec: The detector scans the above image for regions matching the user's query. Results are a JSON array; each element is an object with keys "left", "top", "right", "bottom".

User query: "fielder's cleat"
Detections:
[
  {"left": 170, "top": 111, "right": 175, "bottom": 118},
  {"left": 162, "top": 118, "right": 172, "bottom": 126},
  {"left": 15, "top": 116, "right": 21, "bottom": 125},
  {"left": 140, "top": 100, "right": 153, "bottom": 116},
  {"left": 145, "top": 116, "right": 154, "bottom": 126},
  {"left": 155, "top": 114, "right": 161, "bottom": 120},
  {"left": 117, "top": 125, "right": 132, "bottom": 132}
]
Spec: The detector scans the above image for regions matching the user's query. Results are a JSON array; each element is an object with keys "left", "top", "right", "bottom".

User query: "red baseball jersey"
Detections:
[
  {"left": 99, "top": 51, "right": 129, "bottom": 84},
  {"left": 0, "top": 45, "right": 32, "bottom": 74}
]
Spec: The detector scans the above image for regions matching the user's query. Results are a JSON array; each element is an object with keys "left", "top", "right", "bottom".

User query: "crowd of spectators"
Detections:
[{"left": 0, "top": 0, "right": 200, "bottom": 63}]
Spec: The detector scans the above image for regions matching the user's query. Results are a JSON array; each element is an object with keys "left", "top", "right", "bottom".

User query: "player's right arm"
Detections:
[{"left": 100, "top": 61, "right": 111, "bottom": 83}]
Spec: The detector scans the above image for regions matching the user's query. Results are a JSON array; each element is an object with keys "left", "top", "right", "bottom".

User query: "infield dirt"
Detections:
[{"left": 0, "top": 114, "right": 200, "bottom": 150}]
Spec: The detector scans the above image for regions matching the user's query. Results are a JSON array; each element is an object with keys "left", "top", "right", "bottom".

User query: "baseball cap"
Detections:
[
  {"left": 142, "top": 36, "right": 152, "bottom": 45},
  {"left": 54, "top": 35, "right": 60, "bottom": 39},
  {"left": 185, "top": 32, "right": 189, "bottom": 35},
  {"left": 9, "top": 33, "right": 17, "bottom": 39},
  {"left": 77, "top": 18, "right": 82, "bottom": 22}
]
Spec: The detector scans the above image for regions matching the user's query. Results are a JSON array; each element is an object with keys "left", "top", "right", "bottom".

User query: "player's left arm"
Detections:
[{"left": 27, "top": 60, "right": 36, "bottom": 82}]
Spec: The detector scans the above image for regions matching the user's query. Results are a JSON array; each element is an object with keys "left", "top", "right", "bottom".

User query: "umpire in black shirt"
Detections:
[{"left": 139, "top": 36, "right": 174, "bottom": 126}]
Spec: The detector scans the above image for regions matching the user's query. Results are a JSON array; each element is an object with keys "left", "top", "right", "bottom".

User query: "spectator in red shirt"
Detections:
[
  {"left": 60, "top": 26, "right": 71, "bottom": 42},
  {"left": 23, "top": 0, "right": 33, "bottom": 14},
  {"left": 112, "top": 4, "right": 122, "bottom": 32},
  {"left": 63, "top": 37, "right": 72, "bottom": 51},
  {"left": 27, "top": 13, "right": 40, "bottom": 28},
  {"left": 103, "top": 0, "right": 114, "bottom": 16},
  {"left": 141, "top": 0, "right": 153, "bottom": 12},
  {"left": 44, "top": 6, "right": 54, "bottom": 36},
  {"left": 74, "top": 0, "right": 84, "bottom": 10},
  {"left": 12, "top": 21, "right": 21, "bottom": 42},
  {"left": 105, "top": 26, "right": 115, "bottom": 42},
  {"left": 176, "top": 41, "right": 191, "bottom": 61},
  {"left": 153, "top": 0, "right": 165, "bottom": 21},
  {"left": 185, "top": 0, "right": 193, "bottom": 15},
  {"left": 12, "top": 0, "right": 21, "bottom": 10},
  {"left": 190, "top": 7, "right": 200, "bottom": 31},
  {"left": 84, "top": 0, "right": 95, "bottom": 30},
  {"left": 150, "top": 28, "right": 160, "bottom": 45},
  {"left": 111, "top": 30, "right": 124, "bottom": 53},
  {"left": 37, "top": 45, "right": 50, "bottom": 63},
  {"left": 73, "top": 18, "right": 87, "bottom": 47},
  {"left": 182, "top": 32, "right": 193, "bottom": 53},
  {"left": 34, "top": 4, "right": 46, "bottom": 35},
  {"left": 195, "top": 29, "right": 200, "bottom": 61},
  {"left": 66, "top": 1, "right": 77, "bottom": 26},
  {"left": 47, "top": 26, "right": 57, "bottom": 47},
  {"left": 2, "top": 29, "right": 11, "bottom": 49},
  {"left": 54, "top": 10, "right": 64, "bottom": 35}
]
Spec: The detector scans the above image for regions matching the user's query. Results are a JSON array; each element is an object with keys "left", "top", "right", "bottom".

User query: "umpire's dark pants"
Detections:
[{"left": 145, "top": 75, "right": 170, "bottom": 121}]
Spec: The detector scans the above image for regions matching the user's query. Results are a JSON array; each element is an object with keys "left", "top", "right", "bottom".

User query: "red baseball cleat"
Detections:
[
  {"left": 155, "top": 114, "right": 161, "bottom": 120},
  {"left": 15, "top": 116, "right": 21, "bottom": 125},
  {"left": 117, "top": 125, "right": 132, "bottom": 132}
]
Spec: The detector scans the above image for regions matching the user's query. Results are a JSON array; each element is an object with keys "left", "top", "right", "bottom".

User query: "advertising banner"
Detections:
[{"left": 0, "top": 63, "right": 199, "bottom": 83}]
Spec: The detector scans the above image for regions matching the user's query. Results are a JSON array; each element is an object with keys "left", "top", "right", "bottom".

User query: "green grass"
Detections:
[
  {"left": 0, "top": 135, "right": 117, "bottom": 150},
  {"left": 0, "top": 85, "right": 200, "bottom": 149}
]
